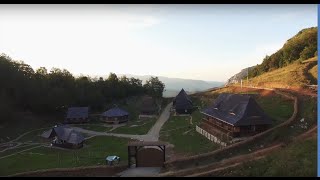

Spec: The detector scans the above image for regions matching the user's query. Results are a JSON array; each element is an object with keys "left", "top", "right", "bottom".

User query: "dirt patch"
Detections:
[
  {"left": 160, "top": 143, "right": 284, "bottom": 177},
  {"left": 165, "top": 145, "right": 190, "bottom": 163}
]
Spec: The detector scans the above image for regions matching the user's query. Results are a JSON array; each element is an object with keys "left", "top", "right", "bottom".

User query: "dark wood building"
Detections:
[
  {"left": 140, "top": 96, "right": 159, "bottom": 116},
  {"left": 173, "top": 88, "right": 193, "bottom": 114},
  {"left": 65, "top": 107, "right": 89, "bottom": 124},
  {"left": 41, "top": 125, "right": 85, "bottom": 149},
  {"left": 200, "top": 93, "right": 272, "bottom": 138},
  {"left": 101, "top": 107, "right": 129, "bottom": 124}
]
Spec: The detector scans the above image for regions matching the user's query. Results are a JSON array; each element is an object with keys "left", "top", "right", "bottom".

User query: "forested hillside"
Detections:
[
  {"left": 248, "top": 27, "right": 317, "bottom": 78},
  {"left": 0, "top": 54, "right": 165, "bottom": 124}
]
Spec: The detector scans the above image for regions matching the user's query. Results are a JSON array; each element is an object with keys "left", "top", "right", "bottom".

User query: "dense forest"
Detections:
[
  {"left": 0, "top": 54, "right": 165, "bottom": 123},
  {"left": 248, "top": 27, "right": 317, "bottom": 78}
]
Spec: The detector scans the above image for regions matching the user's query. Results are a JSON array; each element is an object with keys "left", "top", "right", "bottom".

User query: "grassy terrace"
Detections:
[
  {"left": 233, "top": 57, "right": 317, "bottom": 89},
  {"left": 255, "top": 94, "right": 294, "bottom": 125},
  {"left": 209, "top": 138, "right": 317, "bottom": 177},
  {"left": 0, "top": 136, "right": 130, "bottom": 176}
]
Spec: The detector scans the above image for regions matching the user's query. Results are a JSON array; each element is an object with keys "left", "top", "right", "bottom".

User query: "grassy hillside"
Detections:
[
  {"left": 309, "top": 64, "right": 318, "bottom": 81},
  {"left": 236, "top": 57, "right": 317, "bottom": 89},
  {"left": 248, "top": 27, "right": 317, "bottom": 78},
  {"left": 209, "top": 137, "right": 316, "bottom": 177}
]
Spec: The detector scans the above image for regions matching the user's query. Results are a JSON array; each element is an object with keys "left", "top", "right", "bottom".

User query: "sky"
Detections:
[{"left": 0, "top": 4, "right": 317, "bottom": 82}]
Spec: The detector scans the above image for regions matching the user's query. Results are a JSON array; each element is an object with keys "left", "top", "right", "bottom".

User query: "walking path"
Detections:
[{"left": 71, "top": 102, "right": 173, "bottom": 142}]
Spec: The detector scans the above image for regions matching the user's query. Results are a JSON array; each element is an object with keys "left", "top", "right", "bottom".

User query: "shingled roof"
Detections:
[
  {"left": 101, "top": 107, "right": 129, "bottom": 117},
  {"left": 173, "top": 88, "right": 193, "bottom": 110},
  {"left": 201, "top": 93, "right": 272, "bottom": 126},
  {"left": 66, "top": 107, "right": 89, "bottom": 119},
  {"left": 41, "top": 125, "right": 84, "bottom": 144}
]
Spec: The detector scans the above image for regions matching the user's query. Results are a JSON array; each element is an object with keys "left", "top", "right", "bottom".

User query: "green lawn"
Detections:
[
  {"left": 0, "top": 144, "right": 40, "bottom": 157},
  {"left": 160, "top": 111, "right": 219, "bottom": 155},
  {"left": 0, "top": 113, "right": 58, "bottom": 143},
  {"left": 110, "top": 118, "right": 157, "bottom": 135},
  {"left": 0, "top": 136, "right": 130, "bottom": 176},
  {"left": 255, "top": 94, "right": 294, "bottom": 125},
  {"left": 14, "top": 128, "right": 52, "bottom": 143}
]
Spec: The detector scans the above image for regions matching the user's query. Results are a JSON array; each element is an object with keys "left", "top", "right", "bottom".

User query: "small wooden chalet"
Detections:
[
  {"left": 41, "top": 125, "right": 85, "bottom": 149},
  {"left": 140, "top": 96, "right": 159, "bottom": 116},
  {"left": 65, "top": 107, "right": 89, "bottom": 124},
  {"left": 101, "top": 107, "right": 129, "bottom": 124},
  {"left": 173, "top": 88, "right": 193, "bottom": 114},
  {"left": 200, "top": 93, "right": 272, "bottom": 138}
]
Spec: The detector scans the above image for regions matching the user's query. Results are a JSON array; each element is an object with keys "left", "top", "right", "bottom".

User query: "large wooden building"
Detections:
[
  {"left": 200, "top": 93, "right": 272, "bottom": 138},
  {"left": 101, "top": 107, "right": 129, "bottom": 124},
  {"left": 65, "top": 107, "right": 89, "bottom": 124},
  {"left": 41, "top": 125, "right": 85, "bottom": 149},
  {"left": 173, "top": 88, "right": 193, "bottom": 114},
  {"left": 140, "top": 96, "right": 159, "bottom": 116}
]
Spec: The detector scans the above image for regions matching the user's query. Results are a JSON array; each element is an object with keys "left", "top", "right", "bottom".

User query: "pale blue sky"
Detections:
[{"left": 0, "top": 4, "right": 317, "bottom": 81}]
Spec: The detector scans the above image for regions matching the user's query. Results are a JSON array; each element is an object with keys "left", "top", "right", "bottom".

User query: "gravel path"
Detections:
[{"left": 145, "top": 102, "right": 172, "bottom": 141}]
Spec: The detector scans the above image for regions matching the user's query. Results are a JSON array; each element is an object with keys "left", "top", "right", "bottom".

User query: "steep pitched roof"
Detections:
[
  {"left": 66, "top": 107, "right": 89, "bottom": 119},
  {"left": 101, "top": 107, "right": 129, "bottom": 117},
  {"left": 41, "top": 125, "right": 84, "bottom": 144},
  {"left": 173, "top": 88, "right": 193, "bottom": 110},
  {"left": 201, "top": 93, "right": 272, "bottom": 126}
]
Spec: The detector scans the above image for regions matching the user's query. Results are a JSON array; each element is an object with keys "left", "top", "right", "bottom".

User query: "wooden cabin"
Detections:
[
  {"left": 173, "top": 88, "right": 193, "bottom": 114},
  {"left": 200, "top": 93, "right": 272, "bottom": 138},
  {"left": 140, "top": 96, "right": 159, "bottom": 116},
  {"left": 65, "top": 107, "right": 89, "bottom": 124},
  {"left": 101, "top": 107, "right": 129, "bottom": 124},
  {"left": 41, "top": 125, "right": 85, "bottom": 149}
]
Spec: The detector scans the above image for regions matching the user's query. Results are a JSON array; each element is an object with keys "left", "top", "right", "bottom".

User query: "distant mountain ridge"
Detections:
[
  {"left": 118, "top": 74, "right": 225, "bottom": 97},
  {"left": 225, "top": 66, "right": 256, "bottom": 86}
]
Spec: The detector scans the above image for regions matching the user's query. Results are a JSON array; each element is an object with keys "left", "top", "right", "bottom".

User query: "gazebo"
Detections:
[{"left": 101, "top": 107, "right": 129, "bottom": 124}]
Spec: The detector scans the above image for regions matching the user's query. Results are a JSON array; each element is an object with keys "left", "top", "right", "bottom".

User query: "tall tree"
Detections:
[{"left": 143, "top": 76, "right": 165, "bottom": 98}]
